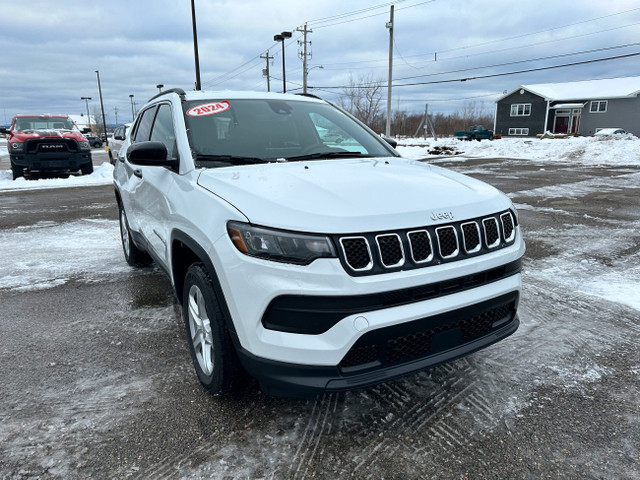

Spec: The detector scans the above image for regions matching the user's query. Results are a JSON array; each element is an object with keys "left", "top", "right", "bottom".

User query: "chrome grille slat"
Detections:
[
  {"left": 339, "top": 236, "right": 373, "bottom": 271},
  {"left": 500, "top": 212, "right": 515, "bottom": 242},
  {"left": 376, "top": 233, "right": 405, "bottom": 268},
  {"left": 407, "top": 230, "right": 433, "bottom": 263},
  {"left": 435, "top": 226, "right": 459, "bottom": 259},
  {"left": 461, "top": 221, "right": 481, "bottom": 253},
  {"left": 482, "top": 218, "right": 500, "bottom": 248}
]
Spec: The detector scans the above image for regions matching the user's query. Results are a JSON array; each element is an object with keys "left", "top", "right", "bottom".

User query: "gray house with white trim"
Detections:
[{"left": 494, "top": 76, "right": 640, "bottom": 137}]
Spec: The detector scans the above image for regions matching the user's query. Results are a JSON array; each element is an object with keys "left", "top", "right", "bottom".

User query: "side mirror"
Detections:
[
  {"left": 81, "top": 127, "right": 92, "bottom": 134},
  {"left": 0, "top": 127, "right": 8, "bottom": 134},
  {"left": 126, "top": 141, "right": 178, "bottom": 169},
  {"left": 382, "top": 136, "right": 398, "bottom": 149},
  {"left": 114, "top": 134, "right": 125, "bottom": 140}
]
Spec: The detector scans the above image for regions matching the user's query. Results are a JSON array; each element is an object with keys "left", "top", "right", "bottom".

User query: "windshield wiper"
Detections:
[
  {"left": 194, "top": 154, "right": 270, "bottom": 166},
  {"left": 285, "top": 151, "right": 374, "bottom": 162}
]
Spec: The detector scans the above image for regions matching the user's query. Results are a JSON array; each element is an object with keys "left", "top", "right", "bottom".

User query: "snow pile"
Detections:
[
  {"left": 397, "top": 135, "right": 640, "bottom": 166},
  {"left": 0, "top": 162, "right": 114, "bottom": 192}
]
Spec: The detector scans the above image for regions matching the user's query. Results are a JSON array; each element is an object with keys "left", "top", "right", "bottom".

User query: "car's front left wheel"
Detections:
[
  {"left": 183, "top": 263, "right": 239, "bottom": 395},
  {"left": 118, "top": 205, "right": 152, "bottom": 267}
]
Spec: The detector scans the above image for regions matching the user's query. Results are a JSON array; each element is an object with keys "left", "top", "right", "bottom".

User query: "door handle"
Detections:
[{"left": 133, "top": 169, "right": 143, "bottom": 178}]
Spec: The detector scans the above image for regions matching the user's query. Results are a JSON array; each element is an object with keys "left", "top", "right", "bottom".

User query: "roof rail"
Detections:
[{"left": 148, "top": 87, "right": 186, "bottom": 102}]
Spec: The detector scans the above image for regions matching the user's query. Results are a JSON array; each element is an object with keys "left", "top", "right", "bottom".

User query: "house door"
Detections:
[{"left": 554, "top": 116, "right": 569, "bottom": 134}]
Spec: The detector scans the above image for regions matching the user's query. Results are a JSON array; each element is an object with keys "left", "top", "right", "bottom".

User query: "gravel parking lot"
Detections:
[{"left": 1, "top": 151, "right": 639, "bottom": 479}]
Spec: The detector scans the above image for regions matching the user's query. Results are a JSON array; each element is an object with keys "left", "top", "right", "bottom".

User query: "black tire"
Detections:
[
  {"left": 11, "top": 163, "right": 24, "bottom": 180},
  {"left": 118, "top": 205, "right": 152, "bottom": 267},
  {"left": 183, "top": 263, "right": 239, "bottom": 395},
  {"left": 489, "top": 134, "right": 494, "bottom": 140},
  {"left": 81, "top": 162, "right": 94, "bottom": 175}
]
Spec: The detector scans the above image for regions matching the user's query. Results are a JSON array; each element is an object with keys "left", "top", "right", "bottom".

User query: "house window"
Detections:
[
  {"left": 508, "top": 128, "right": 529, "bottom": 135},
  {"left": 590, "top": 100, "right": 607, "bottom": 113},
  {"left": 510, "top": 103, "right": 531, "bottom": 116}
]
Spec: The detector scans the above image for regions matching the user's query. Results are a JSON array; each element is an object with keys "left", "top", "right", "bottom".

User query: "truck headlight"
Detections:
[
  {"left": 10, "top": 142, "right": 24, "bottom": 152},
  {"left": 227, "top": 221, "right": 336, "bottom": 265},
  {"left": 78, "top": 141, "right": 91, "bottom": 151}
]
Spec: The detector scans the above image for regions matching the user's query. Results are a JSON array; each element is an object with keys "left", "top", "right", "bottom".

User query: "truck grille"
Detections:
[
  {"left": 25, "top": 138, "right": 78, "bottom": 154},
  {"left": 334, "top": 210, "right": 517, "bottom": 276}
]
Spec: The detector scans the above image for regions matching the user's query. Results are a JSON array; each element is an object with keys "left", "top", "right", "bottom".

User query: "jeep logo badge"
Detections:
[{"left": 431, "top": 211, "right": 454, "bottom": 221}]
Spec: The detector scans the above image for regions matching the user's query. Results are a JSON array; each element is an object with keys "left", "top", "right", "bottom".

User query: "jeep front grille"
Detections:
[{"left": 334, "top": 210, "right": 517, "bottom": 276}]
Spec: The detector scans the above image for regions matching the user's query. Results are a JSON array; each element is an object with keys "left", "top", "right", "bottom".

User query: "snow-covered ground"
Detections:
[
  {"left": 1, "top": 135, "right": 639, "bottom": 193},
  {"left": 2, "top": 134, "right": 639, "bottom": 478},
  {"left": 398, "top": 133, "right": 640, "bottom": 166}
]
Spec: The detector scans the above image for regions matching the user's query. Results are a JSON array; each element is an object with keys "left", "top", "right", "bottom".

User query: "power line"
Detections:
[
  {"left": 433, "top": 6, "right": 640, "bottom": 57},
  {"left": 307, "top": 0, "right": 410, "bottom": 26},
  {"left": 312, "top": 52, "right": 640, "bottom": 89},
  {"left": 311, "top": 1, "right": 435, "bottom": 30},
  {"left": 392, "top": 42, "right": 640, "bottom": 82},
  {"left": 318, "top": 11, "right": 640, "bottom": 70}
]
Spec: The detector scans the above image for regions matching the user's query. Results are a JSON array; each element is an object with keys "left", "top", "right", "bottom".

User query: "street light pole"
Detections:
[
  {"left": 191, "top": 0, "right": 202, "bottom": 90},
  {"left": 306, "top": 65, "right": 323, "bottom": 91},
  {"left": 129, "top": 94, "right": 135, "bottom": 121},
  {"left": 273, "top": 31, "right": 292, "bottom": 93},
  {"left": 81, "top": 96, "right": 92, "bottom": 132}
]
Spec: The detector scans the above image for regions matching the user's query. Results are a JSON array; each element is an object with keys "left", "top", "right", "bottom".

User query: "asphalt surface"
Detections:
[{"left": 0, "top": 150, "right": 638, "bottom": 479}]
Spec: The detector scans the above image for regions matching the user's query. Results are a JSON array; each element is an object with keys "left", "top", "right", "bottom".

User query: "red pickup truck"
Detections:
[{"left": 1, "top": 114, "right": 93, "bottom": 180}]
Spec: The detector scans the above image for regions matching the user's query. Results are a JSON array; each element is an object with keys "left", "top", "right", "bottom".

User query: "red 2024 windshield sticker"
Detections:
[{"left": 187, "top": 101, "right": 231, "bottom": 117}]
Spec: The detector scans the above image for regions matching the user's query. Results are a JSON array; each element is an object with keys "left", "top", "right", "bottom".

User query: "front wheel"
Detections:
[
  {"left": 11, "top": 163, "right": 24, "bottom": 180},
  {"left": 118, "top": 205, "right": 152, "bottom": 267},
  {"left": 183, "top": 263, "right": 239, "bottom": 395},
  {"left": 80, "top": 162, "right": 94, "bottom": 175}
]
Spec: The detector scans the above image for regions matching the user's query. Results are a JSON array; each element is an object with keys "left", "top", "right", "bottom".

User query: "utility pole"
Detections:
[
  {"left": 129, "top": 94, "right": 135, "bottom": 121},
  {"left": 95, "top": 70, "right": 109, "bottom": 148},
  {"left": 260, "top": 50, "right": 273, "bottom": 92},
  {"left": 297, "top": 23, "right": 312, "bottom": 94},
  {"left": 81, "top": 97, "right": 92, "bottom": 132},
  {"left": 385, "top": 5, "right": 394, "bottom": 137}
]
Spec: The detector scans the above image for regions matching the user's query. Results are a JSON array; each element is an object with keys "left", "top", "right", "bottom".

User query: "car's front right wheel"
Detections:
[{"left": 183, "top": 263, "right": 239, "bottom": 395}]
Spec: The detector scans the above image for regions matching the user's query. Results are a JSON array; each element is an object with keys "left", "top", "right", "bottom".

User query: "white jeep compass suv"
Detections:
[{"left": 113, "top": 88, "right": 525, "bottom": 397}]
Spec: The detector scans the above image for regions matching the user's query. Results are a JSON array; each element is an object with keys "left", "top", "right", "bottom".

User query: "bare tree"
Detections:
[
  {"left": 430, "top": 101, "right": 493, "bottom": 137},
  {"left": 338, "top": 74, "right": 385, "bottom": 132}
]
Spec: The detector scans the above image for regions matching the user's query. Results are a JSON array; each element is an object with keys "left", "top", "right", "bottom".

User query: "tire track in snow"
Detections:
[{"left": 289, "top": 393, "right": 339, "bottom": 479}]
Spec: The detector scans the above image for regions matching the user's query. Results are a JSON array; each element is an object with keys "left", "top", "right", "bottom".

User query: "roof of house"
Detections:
[{"left": 497, "top": 76, "right": 640, "bottom": 102}]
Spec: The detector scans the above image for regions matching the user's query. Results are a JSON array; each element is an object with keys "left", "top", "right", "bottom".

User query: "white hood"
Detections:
[{"left": 197, "top": 157, "right": 512, "bottom": 233}]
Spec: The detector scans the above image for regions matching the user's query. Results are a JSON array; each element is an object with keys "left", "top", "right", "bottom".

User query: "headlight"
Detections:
[
  {"left": 227, "top": 221, "right": 336, "bottom": 265},
  {"left": 78, "top": 141, "right": 91, "bottom": 151},
  {"left": 10, "top": 142, "right": 24, "bottom": 152}
]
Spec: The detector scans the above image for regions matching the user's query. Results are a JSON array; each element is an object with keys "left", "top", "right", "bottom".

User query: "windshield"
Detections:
[
  {"left": 183, "top": 98, "right": 395, "bottom": 164},
  {"left": 14, "top": 116, "right": 76, "bottom": 131}
]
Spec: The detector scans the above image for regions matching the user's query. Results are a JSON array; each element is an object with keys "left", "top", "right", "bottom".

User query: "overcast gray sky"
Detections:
[{"left": 1, "top": 0, "right": 639, "bottom": 126}]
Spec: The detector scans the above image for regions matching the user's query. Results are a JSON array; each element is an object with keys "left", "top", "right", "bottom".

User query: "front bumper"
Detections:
[
  {"left": 237, "top": 292, "right": 520, "bottom": 397},
  {"left": 10, "top": 152, "right": 92, "bottom": 172}
]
